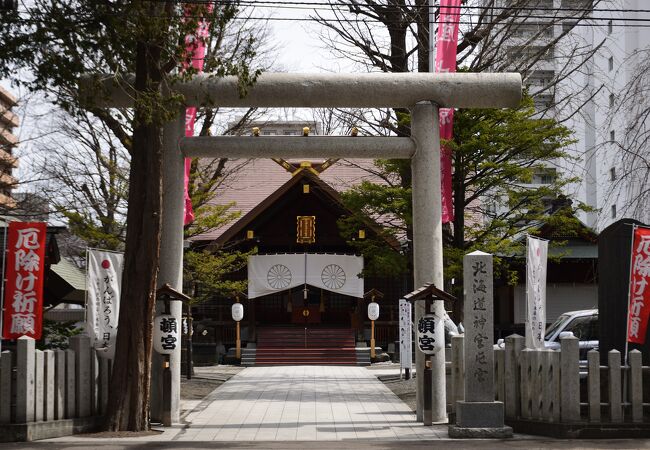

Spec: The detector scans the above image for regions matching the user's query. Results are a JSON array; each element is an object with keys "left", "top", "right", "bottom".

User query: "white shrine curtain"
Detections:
[{"left": 248, "top": 253, "right": 364, "bottom": 298}]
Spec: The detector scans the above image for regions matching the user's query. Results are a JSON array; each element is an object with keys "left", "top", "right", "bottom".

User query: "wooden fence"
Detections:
[
  {"left": 0, "top": 335, "right": 109, "bottom": 425},
  {"left": 449, "top": 333, "right": 648, "bottom": 424}
]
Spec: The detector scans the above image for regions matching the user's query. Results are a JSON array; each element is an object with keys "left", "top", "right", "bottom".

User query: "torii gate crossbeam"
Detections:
[{"left": 89, "top": 71, "right": 522, "bottom": 426}]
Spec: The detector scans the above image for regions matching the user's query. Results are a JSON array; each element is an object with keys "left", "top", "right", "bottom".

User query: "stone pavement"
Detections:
[
  {"left": 178, "top": 366, "right": 445, "bottom": 441},
  {"left": 43, "top": 365, "right": 446, "bottom": 444}
]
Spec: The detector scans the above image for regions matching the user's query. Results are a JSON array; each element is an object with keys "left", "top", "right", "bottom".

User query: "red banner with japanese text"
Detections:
[
  {"left": 434, "top": 0, "right": 462, "bottom": 223},
  {"left": 183, "top": 5, "right": 212, "bottom": 226},
  {"left": 2, "top": 222, "right": 46, "bottom": 339},
  {"left": 627, "top": 226, "right": 650, "bottom": 344}
]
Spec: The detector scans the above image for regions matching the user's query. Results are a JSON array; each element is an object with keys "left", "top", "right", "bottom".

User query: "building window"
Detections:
[
  {"left": 611, "top": 204, "right": 617, "bottom": 218},
  {"left": 532, "top": 168, "right": 557, "bottom": 184},
  {"left": 608, "top": 57, "right": 614, "bottom": 71},
  {"left": 610, "top": 130, "right": 616, "bottom": 141},
  {"left": 610, "top": 167, "right": 616, "bottom": 181},
  {"left": 609, "top": 93, "right": 615, "bottom": 108},
  {"left": 608, "top": 20, "right": 613, "bottom": 34}
]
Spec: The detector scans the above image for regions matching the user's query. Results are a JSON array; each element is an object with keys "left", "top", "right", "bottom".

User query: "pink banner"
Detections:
[
  {"left": 182, "top": 7, "right": 211, "bottom": 226},
  {"left": 434, "top": 0, "right": 462, "bottom": 223}
]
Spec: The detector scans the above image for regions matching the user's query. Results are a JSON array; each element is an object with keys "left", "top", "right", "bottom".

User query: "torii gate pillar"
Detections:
[
  {"left": 411, "top": 101, "right": 446, "bottom": 423},
  {"left": 151, "top": 110, "right": 186, "bottom": 424}
]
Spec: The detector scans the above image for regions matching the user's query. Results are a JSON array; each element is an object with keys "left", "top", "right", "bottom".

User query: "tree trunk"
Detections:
[{"left": 104, "top": 26, "right": 164, "bottom": 432}]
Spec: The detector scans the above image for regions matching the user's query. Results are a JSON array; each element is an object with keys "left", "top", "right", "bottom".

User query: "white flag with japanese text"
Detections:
[
  {"left": 86, "top": 249, "right": 124, "bottom": 359},
  {"left": 526, "top": 236, "right": 548, "bottom": 349}
]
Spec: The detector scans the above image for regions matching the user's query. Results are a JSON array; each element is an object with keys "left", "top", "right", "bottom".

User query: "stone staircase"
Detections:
[{"left": 247, "top": 326, "right": 366, "bottom": 366}]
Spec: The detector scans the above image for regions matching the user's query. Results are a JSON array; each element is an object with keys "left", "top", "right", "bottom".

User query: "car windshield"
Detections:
[{"left": 545, "top": 313, "right": 570, "bottom": 341}]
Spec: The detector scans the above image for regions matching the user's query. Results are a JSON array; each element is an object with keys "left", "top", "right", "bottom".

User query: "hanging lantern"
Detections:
[
  {"left": 417, "top": 314, "right": 442, "bottom": 355},
  {"left": 367, "top": 302, "right": 379, "bottom": 321},
  {"left": 154, "top": 314, "right": 179, "bottom": 355},
  {"left": 231, "top": 303, "right": 244, "bottom": 322}
]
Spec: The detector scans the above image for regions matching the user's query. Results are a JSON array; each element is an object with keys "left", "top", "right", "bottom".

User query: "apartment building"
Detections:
[
  {"left": 485, "top": 0, "right": 650, "bottom": 231},
  {"left": 0, "top": 86, "right": 19, "bottom": 209}
]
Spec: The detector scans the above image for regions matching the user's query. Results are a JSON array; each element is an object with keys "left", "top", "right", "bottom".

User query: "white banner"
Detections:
[
  {"left": 526, "top": 236, "right": 548, "bottom": 349},
  {"left": 248, "top": 254, "right": 306, "bottom": 298},
  {"left": 86, "top": 249, "right": 124, "bottom": 358},
  {"left": 305, "top": 254, "right": 363, "bottom": 298},
  {"left": 399, "top": 299, "right": 412, "bottom": 373},
  {"left": 248, "top": 253, "right": 364, "bottom": 299}
]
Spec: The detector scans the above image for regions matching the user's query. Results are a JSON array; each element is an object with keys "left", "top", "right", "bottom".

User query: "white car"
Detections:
[
  {"left": 543, "top": 308, "right": 599, "bottom": 359},
  {"left": 495, "top": 308, "right": 599, "bottom": 359}
]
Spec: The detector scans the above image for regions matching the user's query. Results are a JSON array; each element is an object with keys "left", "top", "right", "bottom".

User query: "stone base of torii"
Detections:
[{"left": 84, "top": 71, "right": 522, "bottom": 426}]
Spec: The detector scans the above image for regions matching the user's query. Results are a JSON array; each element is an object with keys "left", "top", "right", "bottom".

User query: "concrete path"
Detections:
[{"left": 177, "top": 366, "right": 445, "bottom": 442}]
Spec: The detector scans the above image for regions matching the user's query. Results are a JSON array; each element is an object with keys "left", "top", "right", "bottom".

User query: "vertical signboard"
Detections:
[
  {"left": 399, "top": 299, "right": 412, "bottom": 374},
  {"left": 526, "top": 236, "right": 548, "bottom": 349},
  {"left": 2, "top": 222, "right": 47, "bottom": 339},
  {"left": 627, "top": 226, "right": 650, "bottom": 344}
]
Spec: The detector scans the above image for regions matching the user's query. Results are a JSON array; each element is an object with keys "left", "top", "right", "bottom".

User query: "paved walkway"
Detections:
[{"left": 177, "top": 366, "right": 444, "bottom": 441}]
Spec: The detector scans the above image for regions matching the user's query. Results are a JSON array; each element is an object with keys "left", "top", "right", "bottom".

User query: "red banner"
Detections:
[
  {"left": 627, "top": 226, "right": 650, "bottom": 344},
  {"left": 2, "top": 222, "right": 46, "bottom": 340},
  {"left": 434, "top": 0, "right": 462, "bottom": 223},
  {"left": 183, "top": 6, "right": 212, "bottom": 226}
]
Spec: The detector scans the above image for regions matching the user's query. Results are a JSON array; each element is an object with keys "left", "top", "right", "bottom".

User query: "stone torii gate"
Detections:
[{"left": 91, "top": 72, "right": 521, "bottom": 425}]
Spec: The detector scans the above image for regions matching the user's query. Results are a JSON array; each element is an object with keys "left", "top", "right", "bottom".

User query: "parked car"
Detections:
[
  {"left": 544, "top": 308, "right": 599, "bottom": 359},
  {"left": 495, "top": 309, "right": 599, "bottom": 360}
]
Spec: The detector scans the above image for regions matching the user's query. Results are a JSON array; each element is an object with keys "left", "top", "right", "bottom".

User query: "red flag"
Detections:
[
  {"left": 182, "top": 6, "right": 212, "bottom": 226},
  {"left": 434, "top": 0, "right": 462, "bottom": 223},
  {"left": 2, "top": 222, "right": 47, "bottom": 340},
  {"left": 627, "top": 227, "right": 650, "bottom": 344}
]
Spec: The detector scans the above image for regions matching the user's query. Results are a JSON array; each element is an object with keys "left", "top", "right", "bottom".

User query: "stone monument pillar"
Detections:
[{"left": 449, "top": 250, "right": 512, "bottom": 438}]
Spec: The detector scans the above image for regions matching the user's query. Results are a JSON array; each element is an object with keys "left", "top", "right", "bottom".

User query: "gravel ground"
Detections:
[
  {"left": 180, "top": 376, "right": 225, "bottom": 400},
  {"left": 367, "top": 362, "right": 417, "bottom": 412},
  {"left": 180, "top": 365, "right": 245, "bottom": 417}
]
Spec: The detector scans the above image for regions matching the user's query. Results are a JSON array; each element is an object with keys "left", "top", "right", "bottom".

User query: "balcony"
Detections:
[
  {"left": 0, "top": 128, "right": 18, "bottom": 147},
  {"left": 0, "top": 192, "right": 17, "bottom": 209},
  {"left": 0, "top": 171, "right": 18, "bottom": 188},
  {"left": 0, "top": 108, "right": 19, "bottom": 129},
  {"left": 0, "top": 148, "right": 19, "bottom": 168}
]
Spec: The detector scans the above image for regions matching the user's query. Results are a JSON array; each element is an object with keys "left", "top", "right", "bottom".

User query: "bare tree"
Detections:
[{"left": 603, "top": 45, "right": 650, "bottom": 225}]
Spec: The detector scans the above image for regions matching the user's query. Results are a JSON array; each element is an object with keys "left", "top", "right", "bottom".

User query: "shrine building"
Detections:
[{"left": 187, "top": 123, "right": 409, "bottom": 366}]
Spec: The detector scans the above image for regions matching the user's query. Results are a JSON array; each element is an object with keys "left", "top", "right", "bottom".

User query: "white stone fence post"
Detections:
[
  {"left": 0, "top": 335, "right": 111, "bottom": 436},
  {"left": 446, "top": 334, "right": 650, "bottom": 426}
]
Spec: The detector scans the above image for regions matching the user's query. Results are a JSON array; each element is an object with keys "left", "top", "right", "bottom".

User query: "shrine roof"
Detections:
[{"left": 189, "top": 158, "right": 386, "bottom": 243}]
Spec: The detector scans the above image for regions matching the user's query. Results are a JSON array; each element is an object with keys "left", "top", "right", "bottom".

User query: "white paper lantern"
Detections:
[
  {"left": 417, "top": 314, "right": 442, "bottom": 355},
  {"left": 232, "top": 303, "right": 244, "bottom": 322},
  {"left": 153, "top": 314, "right": 179, "bottom": 355},
  {"left": 367, "top": 302, "right": 379, "bottom": 321}
]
